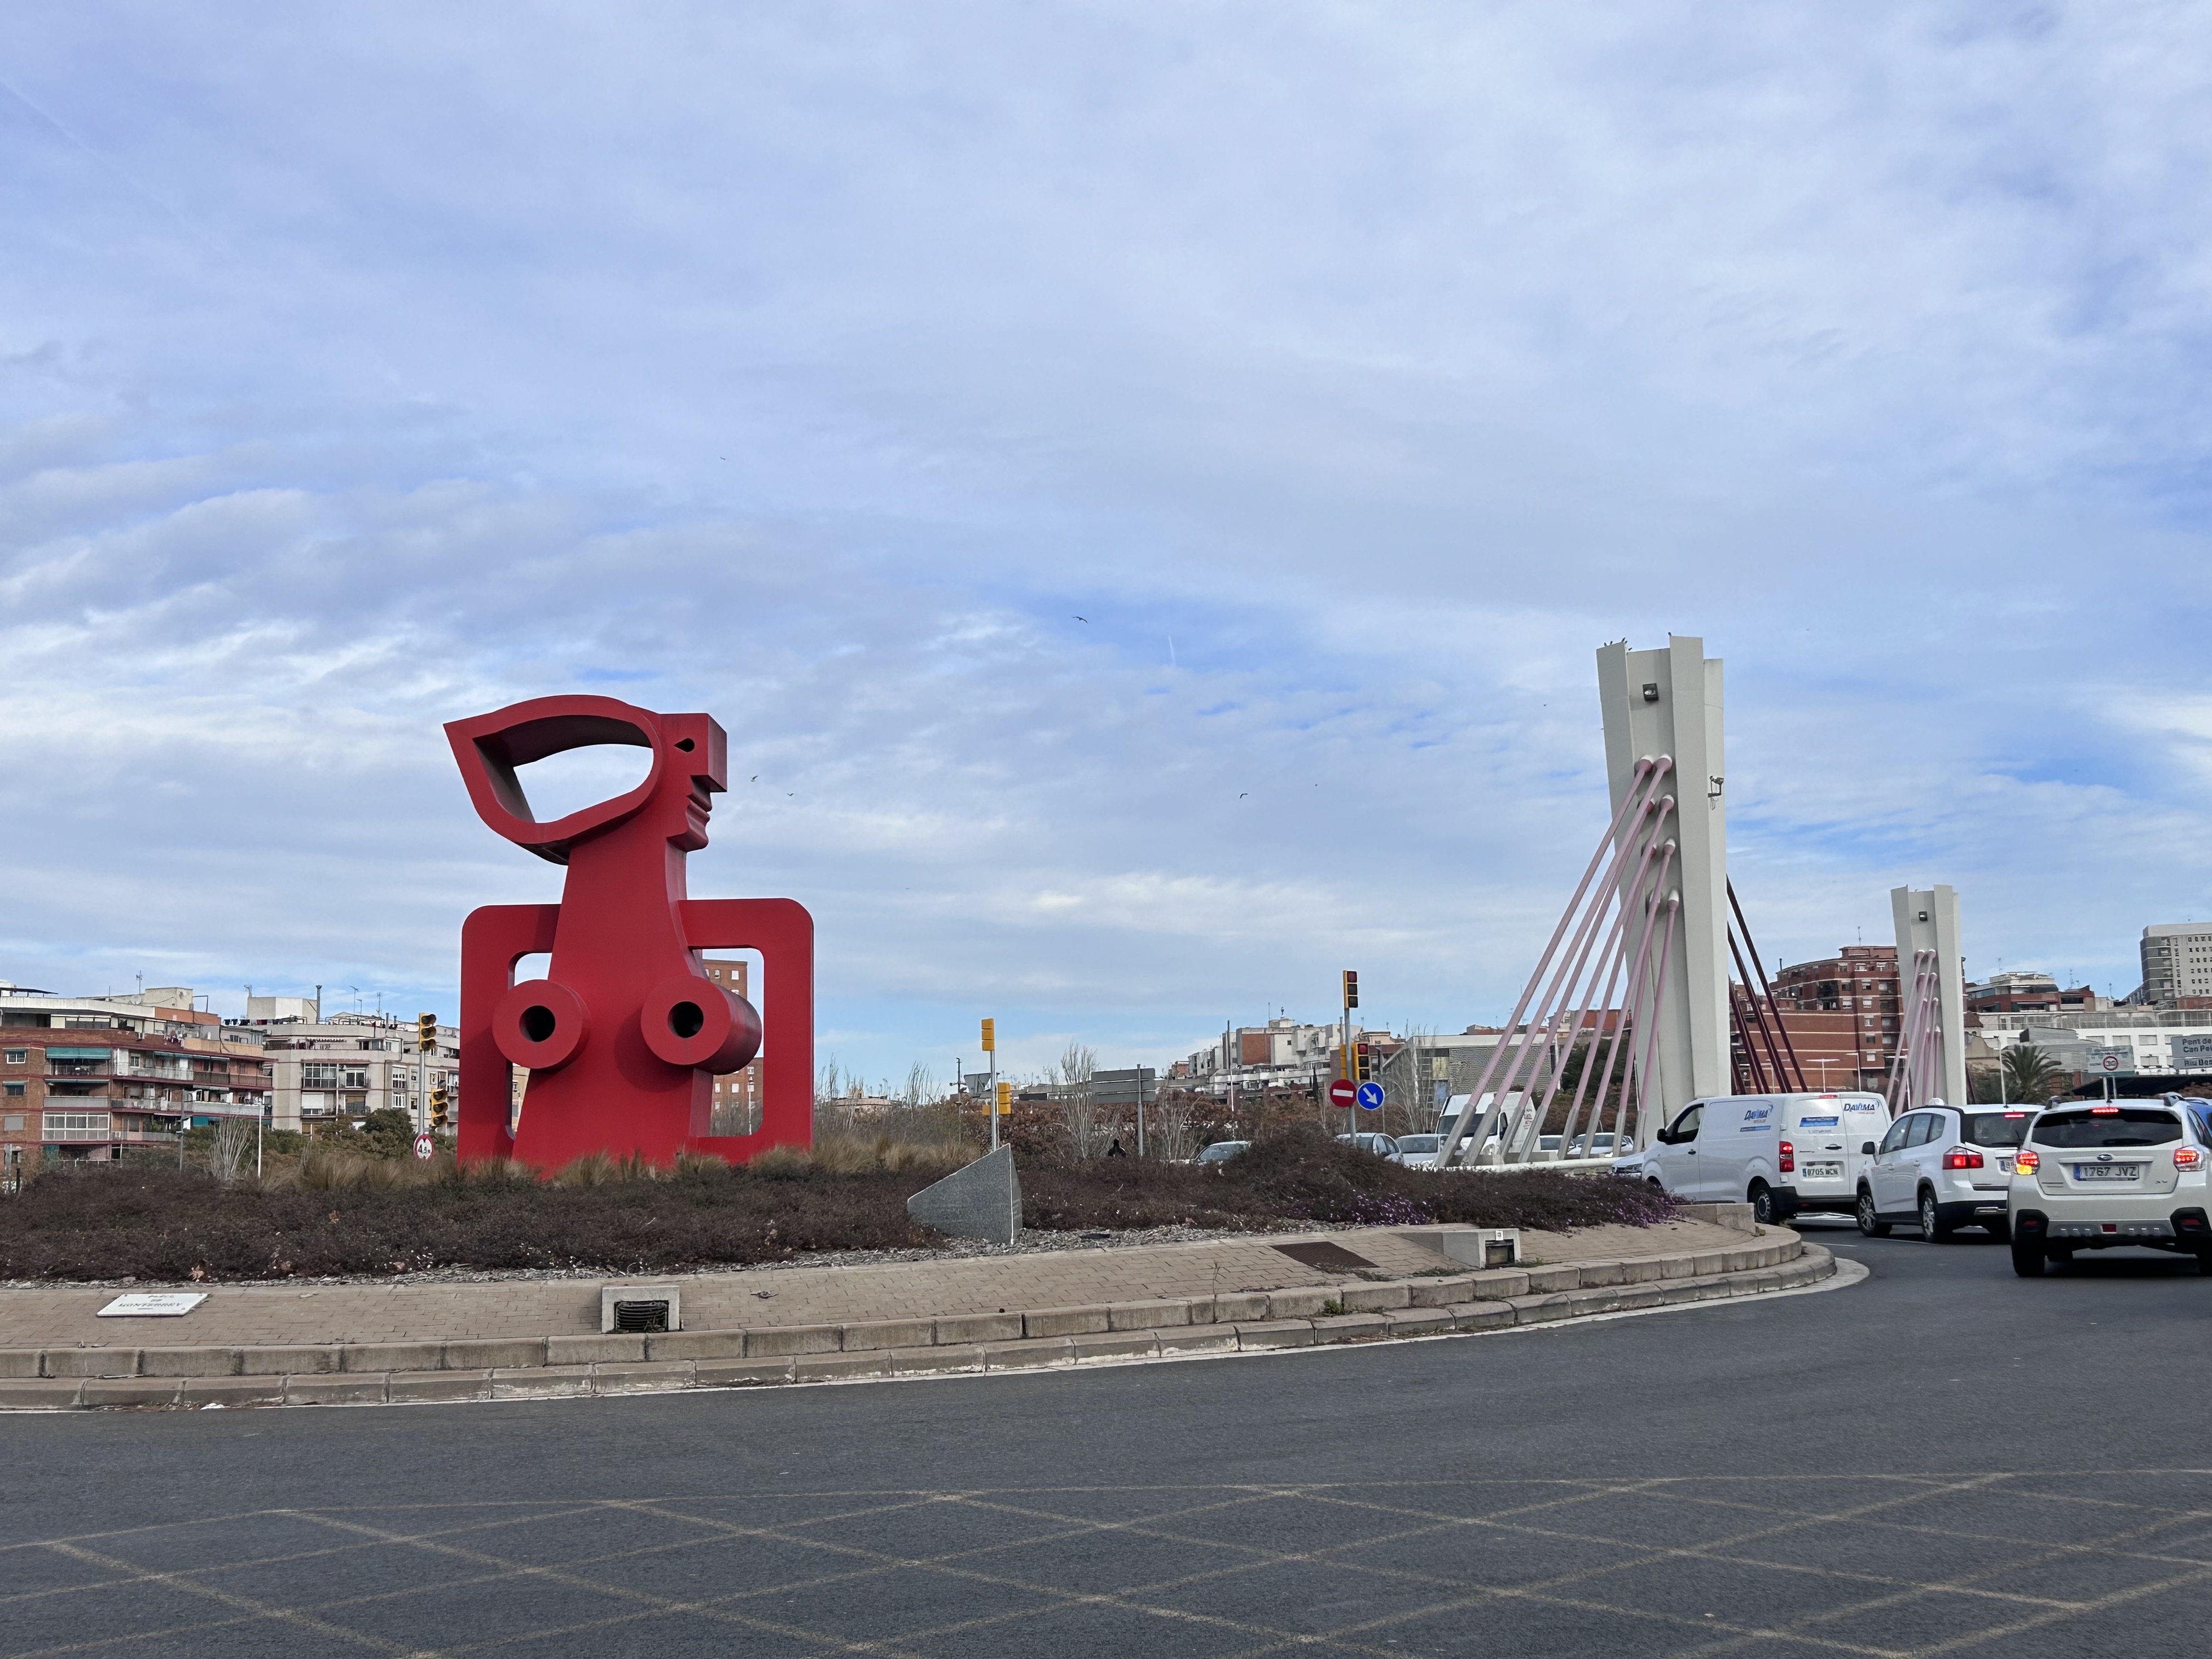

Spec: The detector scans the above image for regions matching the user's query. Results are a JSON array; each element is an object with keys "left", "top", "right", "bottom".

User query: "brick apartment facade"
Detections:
[
  {"left": 701, "top": 957, "right": 763, "bottom": 1134},
  {"left": 1, "top": 986, "right": 269, "bottom": 1175}
]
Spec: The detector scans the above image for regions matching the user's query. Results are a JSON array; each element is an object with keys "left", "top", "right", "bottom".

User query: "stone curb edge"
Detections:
[{"left": 1, "top": 1241, "right": 1831, "bottom": 1411}]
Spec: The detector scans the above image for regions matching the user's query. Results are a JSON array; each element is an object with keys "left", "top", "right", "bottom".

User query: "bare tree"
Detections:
[
  {"left": 1057, "top": 1041, "right": 1102, "bottom": 1160},
  {"left": 1383, "top": 1027, "right": 1438, "bottom": 1138},
  {"left": 1152, "top": 1091, "right": 1200, "bottom": 1161},
  {"left": 210, "top": 1116, "right": 256, "bottom": 1183}
]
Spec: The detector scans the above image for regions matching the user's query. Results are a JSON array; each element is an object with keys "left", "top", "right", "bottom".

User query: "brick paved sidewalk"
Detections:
[{"left": 1, "top": 1218, "right": 1749, "bottom": 1353}]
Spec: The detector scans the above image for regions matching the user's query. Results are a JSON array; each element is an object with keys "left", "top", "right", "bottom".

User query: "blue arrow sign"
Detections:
[{"left": 1355, "top": 1081, "right": 1384, "bottom": 1111}]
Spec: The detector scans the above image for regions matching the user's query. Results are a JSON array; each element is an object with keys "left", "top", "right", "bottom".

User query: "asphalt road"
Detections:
[{"left": 3, "top": 1225, "right": 2206, "bottom": 1658}]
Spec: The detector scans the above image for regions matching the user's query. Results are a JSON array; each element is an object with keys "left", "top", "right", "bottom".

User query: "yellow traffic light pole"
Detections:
[{"left": 981, "top": 1017, "right": 997, "bottom": 1152}]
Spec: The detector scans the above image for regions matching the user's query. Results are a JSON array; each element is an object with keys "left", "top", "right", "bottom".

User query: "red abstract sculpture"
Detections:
[{"left": 446, "top": 695, "right": 813, "bottom": 1169}]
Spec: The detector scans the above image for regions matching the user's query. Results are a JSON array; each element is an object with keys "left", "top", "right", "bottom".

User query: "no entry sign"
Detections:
[{"left": 1328, "top": 1079, "right": 1358, "bottom": 1109}]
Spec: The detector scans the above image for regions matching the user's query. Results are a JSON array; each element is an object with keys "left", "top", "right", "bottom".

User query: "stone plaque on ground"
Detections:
[{"left": 906, "top": 1146, "right": 1022, "bottom": 1245}]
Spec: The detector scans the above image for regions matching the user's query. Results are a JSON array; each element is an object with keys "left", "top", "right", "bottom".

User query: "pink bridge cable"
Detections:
[{"left": 1437, "top": 758, "right": 1671, "bottom": 1167}]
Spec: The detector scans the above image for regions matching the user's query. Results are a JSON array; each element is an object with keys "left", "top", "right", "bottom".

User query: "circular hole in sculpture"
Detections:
[
  {"left": 521, "top": 1005, "right": 557, "bottom": 1043},
  {"left": 669, "top": 1001, "right": 706, "bottom": 1039}
]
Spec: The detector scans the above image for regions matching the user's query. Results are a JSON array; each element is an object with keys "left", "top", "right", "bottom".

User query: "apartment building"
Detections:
[
  {"left": 0, "top": 984, "right": 269, "bottom": 1170},
  {"left": 246, "top": 1009, "right": 456, "bottom": 1132},
  {"left": 2139, "top": 924, "right": 2212, "bottom": 1005},
  {"left": 700, "top": 957, "right": 763, "bottom": 1135},
  {"left": 1767, "top": 945, "right": 1904, "bottom": 1086}
]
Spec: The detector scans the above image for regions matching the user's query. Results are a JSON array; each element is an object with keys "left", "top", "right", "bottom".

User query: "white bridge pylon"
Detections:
[{"left": 1439, "top": 637, "right": 1733, "bottom": 1168}]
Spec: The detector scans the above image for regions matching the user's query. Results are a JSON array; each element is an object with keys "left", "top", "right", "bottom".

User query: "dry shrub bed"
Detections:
[{"left": 1, "top": 1128, "right": 1674, "bottom": 1283}]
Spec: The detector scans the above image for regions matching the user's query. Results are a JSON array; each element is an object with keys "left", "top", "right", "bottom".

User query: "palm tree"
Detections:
[{"left": 2001, "top": 1042, "right": 2064, "bottom": 1103}]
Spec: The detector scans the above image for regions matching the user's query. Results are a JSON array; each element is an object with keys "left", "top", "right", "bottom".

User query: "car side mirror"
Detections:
[{"left": 1860, "top": 1142, "right": 1876, "bottom": 1156}]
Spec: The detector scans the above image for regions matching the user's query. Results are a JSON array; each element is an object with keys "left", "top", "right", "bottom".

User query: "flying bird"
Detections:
[
  {"left": 1074, "top": 615, "right": 1088, "bottom": 622},
  {"left": 1239, "top": 792, "right": 1249, "bottom": 798}
]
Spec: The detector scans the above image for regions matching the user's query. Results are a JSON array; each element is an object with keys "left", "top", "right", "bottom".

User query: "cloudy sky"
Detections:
[{"left": 4, "top": 2, "right": 2210, "bottom": 1087}]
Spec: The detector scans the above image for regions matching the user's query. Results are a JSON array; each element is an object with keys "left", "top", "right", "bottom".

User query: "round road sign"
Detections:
[
  {"left": 2097, "top": 1053, "right": 2123, "bottom": 1073},
  {"left": 1328, "top": 1079, "right": 1358, "bottom": 1109},
  {"left": 413, "top": 1133, "right": 435, "bottom": 1160},
  {"left": 1355, "top": 1081, "right": 1385, "bottom": 1111}
]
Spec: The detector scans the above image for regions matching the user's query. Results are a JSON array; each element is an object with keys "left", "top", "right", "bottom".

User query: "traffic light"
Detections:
[
  {"left": 430, "top": 1086, "right": 450, "bottom": 1130},
  {"left": 416, "top": 1012, "right": 437, "bottom": 1053},
  {"left": 980, "top": 1017, "right": 996, "bottom": 1053},
  {"left": 1356, "top": 1042, "right": 1373, "bottom": 1082},
  {"left": 995, "top": 1081, "right": 1012, "bottom": 1116},
  {"left": 1342, "top": 970, "right": 1358, "bottom": 1009}
]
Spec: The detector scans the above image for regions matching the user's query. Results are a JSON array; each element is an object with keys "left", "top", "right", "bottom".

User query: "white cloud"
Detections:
[{"left": 2, "top": 2, "right": 2209, "bottom": 1078}]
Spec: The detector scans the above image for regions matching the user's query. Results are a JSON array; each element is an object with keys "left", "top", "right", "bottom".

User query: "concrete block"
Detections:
[
  {"left": 178, "top": 1375, "right": 286, "bottom": 1408},
  {"left": 1107, "top": 1299, "right": 1191, "bottom": 1331},
  {"left": 1234, "top": 1320, "right": 1317, "bottom": 1350},
  {"left": 1068, "top": 1332, "right": 1159, "bottom": 1362},
  {"left": 493, "top": 1365, "right": 592, "bottom": 1400},
  {"left": 979, "top": 1338, "right": 1072, "bottom": 1371},
  {"left": 341, "top": 1342, "right": 441, "bottom": 1374},
  {"left": 444, "top": 1339, "right": 548, "bottom": 1372},
  {"left": 78, "top": 1376, "right": 180, "bottom": 1408},
  {"left": 286, "top": 1375, "right": 389, "bottom": 1405},
  {"left": 795, "top": 1351, "right": 897, "bottom": 1382},
  {"left": 1311, "top": 1313, "right": 1390, "bottom": 1342},
  {"left": 890, "top": 1346, "right": 986, "bottom": 1375},
  {"left": 1678, "top": 1201, "right": 1756, "bottom": 1232},
  {"left": 1573, "top": 1260, "right": 1626, "bottom": 1287},
  {"left": 1338, "top": 1282, "right": 1410, "bottom": 1313},
  {"left": 0, "top": 1378, "right": 82, "bottom": 1409},
  {"left": 1022, "top": 1305, "right": 1109, "bottom": 1338},
  {"left": 601, "top": 1284, "right": 682, "bottom": 1335},
  {"left": 1465, "top": 1269, "right": 1531, "bottom": 1299},
  {"left": 1687, "top": 1252, "right": 1727, "bottom": 1278},
  {"left": 1618, "top": 1259, "right": 1664, "bottom": 1284},
  {"left": 238, "top": 1345, "right": 339, "bottom": 1375},
  {"left": 44, "top": 1350, "right": 137, "bottom": 1378},
  {"left": 1523, "top": 1266, "right": 1580, "bottom": 1294},
  {"left": 591, "top": 1360, "right": 696, "bottom": 1394},
  {"left": 1505, "top": 1294, "right": 1573, "bottom": 1324},
  {"left": 1406, "top": 1276, "right": 1477, "bottom": 1308},
  {"left": 0, "top": 1349, "right": 44, "bottom": 1378},
  {"left": 1383, "top": 1308, "right": 1453, "bottom": 1335},
  {"left": 934, "top": 1312, "right": 1023, "bottom": 1344},
  {"left": 138, "top": 1346, "right": 242, "bottom": 1378},
  {"left": 548, "top": 1334, "right": 647, "bottom": 1366},
  {"left": 742, "top": 1325, "right": 841, "bottom": 1358},
  {"left": 388, "top": 1370, "right": 492, "bottom": 1403},
  {"left": 906, "top": 1144, "right": 1021, "bottom": 1244},
  {"left": 1447, "top": 1302, "right": 1515, "bottom": 1332},
  {"left": 1153, "top": 1327, "right": 1237, "bottom": 1356},
  {"left": 1396, "top": 1226, "right": 1525, "bottom": 1268},
  {"left": 647, "top": 1329, "right": 748, "bottom": 1361},
  {"left": 839, "top": 1319, "right": 934, "bottom": 1352},
  {"left": 693, "top": 1358, "right": 793, "bottom": 1387},
  {"left": 1209, "top": 1293, "right": 1271, "bottom": 1323},
  {"left": 1264, "top": 1288, "right": 1333, "bottom": 1319}
]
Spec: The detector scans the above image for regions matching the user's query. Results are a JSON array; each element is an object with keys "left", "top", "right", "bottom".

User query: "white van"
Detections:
[
  {"left": 1435, "top": 1093, "right": 1536, "bottom": 1163},
  {"left": 1643, "top": 1093, "right": 1891, "bottom": 1225}
]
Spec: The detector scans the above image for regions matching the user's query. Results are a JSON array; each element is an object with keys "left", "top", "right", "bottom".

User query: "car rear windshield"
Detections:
[
  {"left": 1397, "top": 1136, "right": 1438, "bottom": 1153},
  {"left": 2029, "top": 1108, "right": 2182, "bottom": 1149},
  {"left": 1959, "top": 1111, "right": 2033, "bottom": 1149}
]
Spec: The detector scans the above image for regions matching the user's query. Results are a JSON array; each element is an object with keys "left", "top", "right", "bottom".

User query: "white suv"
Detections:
[
  {"left": 1857, "top": 1103, "right": 2034, "bottom": 1242},
  {"left": 2008, "top": 1099, "right": 2212, "bottom": 1277}
]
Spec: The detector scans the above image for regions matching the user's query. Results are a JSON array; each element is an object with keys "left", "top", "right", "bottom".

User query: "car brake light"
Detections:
[
  {"left": 2177, "top": 1147, "right": 2204, "bottom": 1170},
  {"left": 1942, "top": 1147, "right": 1983, "bottom": 1170},
  {"left": 2016, "top": 1149, "right": 2040, "bottom": 1172},
  {"left": 2002, "top": 1111, "right": 2025, "bottom": 1119},
  {"left": 2091, "top": 1105, "right": 2119, "bottom": 1115},
  {"left": 1778, "top": 1139, "right": 1794, "bottom": 1173}
]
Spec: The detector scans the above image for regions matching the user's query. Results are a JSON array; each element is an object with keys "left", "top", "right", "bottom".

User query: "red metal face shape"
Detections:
[{"left": 444, "top": 696, "right": 810, "bottom": 1171}]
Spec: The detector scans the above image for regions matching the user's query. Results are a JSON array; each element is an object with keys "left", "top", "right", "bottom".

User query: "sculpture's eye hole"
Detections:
[
  {"left": 510, "top": 743, "right": 653, "bottom": 822},
  {"left": 675, "top": 737, "right": 696, "bottom": 753},
  {"left": 669, "top": 1001, "right": 705, "bottom": 1039},
  {"left": 521, "top": 1005, "right": 557, "bottom": 1042}
]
